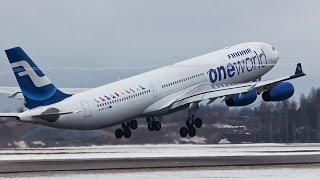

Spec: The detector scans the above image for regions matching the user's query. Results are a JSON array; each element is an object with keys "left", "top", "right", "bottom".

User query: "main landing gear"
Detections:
[
  {"left": 115, "top": 119, "right": 138, "bottom": 139},
  {"left": 147, "top": 117, "right": 162, "bottom": 131},
  {"left": 179, "top": 113, "right": 202, "bottom": 138}
]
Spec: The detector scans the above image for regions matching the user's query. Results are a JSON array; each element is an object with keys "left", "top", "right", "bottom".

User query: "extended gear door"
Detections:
[{"left": 80, "top": 100, "right": 92, "bottom": 117}]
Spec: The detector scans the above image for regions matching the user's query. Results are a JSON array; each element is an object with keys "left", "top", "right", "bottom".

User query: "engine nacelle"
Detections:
[
  {"left": 226, "top": 90, "right": 257, "bottom": 106},
  {"left": 262, "top": 82, "right": 294, "bottom": 102}
]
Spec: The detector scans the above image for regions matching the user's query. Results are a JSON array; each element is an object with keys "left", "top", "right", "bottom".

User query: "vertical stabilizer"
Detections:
[{"left": 5, "top": 47, "right": 71, "bottom": 109}]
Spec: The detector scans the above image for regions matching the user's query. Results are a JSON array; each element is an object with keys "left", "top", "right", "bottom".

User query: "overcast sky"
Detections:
[{"left": 0, "top": 0, "right": 318, "bottom": 111}]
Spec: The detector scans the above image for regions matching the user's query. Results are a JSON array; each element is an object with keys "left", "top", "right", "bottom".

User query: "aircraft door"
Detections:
[
  {"left": 80, "top": 100, "right": 92, "bottom": 117},
  {"left": 150, "top": 83, "right": 158, "bottom": 98}
]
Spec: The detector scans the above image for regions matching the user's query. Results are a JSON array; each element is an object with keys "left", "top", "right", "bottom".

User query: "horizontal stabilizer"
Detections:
[
  {"left": 0, "top": 113, "right": 20, "bottom": 118},
  {"left": 0, "top": 86, "right": 91, "bottom": 100}
]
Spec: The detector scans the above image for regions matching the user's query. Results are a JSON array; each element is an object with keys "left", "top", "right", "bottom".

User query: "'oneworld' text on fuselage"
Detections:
[{"left": 209, "top": 49, "right": 267, "bottom": 83}]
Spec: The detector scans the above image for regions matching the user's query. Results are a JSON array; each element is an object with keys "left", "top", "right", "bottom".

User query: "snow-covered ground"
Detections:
[
  {"left": 1, "top": 143, "right": 320, "bottom": 161},
  {"left": 1, "top": 144, "right": 320, "bottom": 179},
  {"left": 1, "top": 164, "right": 320, "bottom": 180}
]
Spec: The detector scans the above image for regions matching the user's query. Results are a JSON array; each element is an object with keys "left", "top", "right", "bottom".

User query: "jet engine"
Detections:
[
  {"left": 226, "top": 90, "right": 257, "bottom": 106},
  {"left": 262, "top": 82, "right": 294, "bottom": 102}
]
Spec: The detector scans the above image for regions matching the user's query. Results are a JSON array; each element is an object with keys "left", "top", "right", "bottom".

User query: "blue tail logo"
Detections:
[
  {"left": 11, "top": 60, "right": 52, "bottom": 87},
  {"left": 5, "top": 47, "right": 71, "bottom": 109}
]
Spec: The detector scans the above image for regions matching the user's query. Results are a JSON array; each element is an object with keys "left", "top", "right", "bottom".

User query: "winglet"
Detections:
[{"left": 295, "top": 63, "right": 304, "bottom": 75}]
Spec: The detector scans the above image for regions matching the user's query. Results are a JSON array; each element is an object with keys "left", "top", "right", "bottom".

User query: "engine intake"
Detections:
[
  {"left": 226, "top": 90, "right": 257, "bottom": 106},
  {"left": 262, "top": 82, "right": 294, "bottom": 102}
]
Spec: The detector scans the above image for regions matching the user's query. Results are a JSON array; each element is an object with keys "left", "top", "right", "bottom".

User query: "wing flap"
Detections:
[
  {"left": 171, "top": 84, "right": 253, "bottom": 109},
  {"left": 171, "top": 93, "right": 205, "bottom": 109}
]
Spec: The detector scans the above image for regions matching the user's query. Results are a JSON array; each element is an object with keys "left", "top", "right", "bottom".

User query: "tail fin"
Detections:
[{"left": 5, "top": 47, "right": 71, "bottom": 109}]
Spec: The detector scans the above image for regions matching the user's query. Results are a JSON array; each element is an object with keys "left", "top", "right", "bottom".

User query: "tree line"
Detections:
[{"left": 249, "top": 87, "right": 320, "bottom": 143}]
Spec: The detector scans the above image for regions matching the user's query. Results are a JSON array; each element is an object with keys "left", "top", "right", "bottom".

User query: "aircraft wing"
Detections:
[
  {"left": 172, "top": 63, "right": 305, "bottom": 109},
  {"left": 0, "top": 87, "right": 91, "bottom": 100},
  {"left": 144, "top": 63, "right": 305, "bottom": 115}
]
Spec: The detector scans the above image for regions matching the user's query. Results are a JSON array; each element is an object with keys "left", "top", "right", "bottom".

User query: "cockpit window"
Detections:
[{"left": 272, "top": 46, "right": 276, "bottom": 51}]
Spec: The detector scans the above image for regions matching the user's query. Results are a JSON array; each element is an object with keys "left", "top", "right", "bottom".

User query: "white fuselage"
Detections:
[{"left": 19, "top": 42, "right": 279, "bottom": 129}]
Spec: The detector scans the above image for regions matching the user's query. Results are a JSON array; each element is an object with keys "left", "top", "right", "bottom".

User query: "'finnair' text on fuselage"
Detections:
[
  {"left": 228, "top": 48, "right": 252, "bottom": 59},
  {"left": 209, "top": 49, "right": 267, "bottom": 83}
]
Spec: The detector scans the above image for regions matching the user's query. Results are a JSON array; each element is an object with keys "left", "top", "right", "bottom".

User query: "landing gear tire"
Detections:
[
  {"left": 180, "top": 127, "right": 188, "bottom": 137},
  {"left": 180, "top": 109, "right": 202, "bottom": 137},
  {"left": 194, "top": 118, "right": 202, "bottom": 128},
  {"left": 115, "top": 129, "right": 123, "bottom": 139},
  {"left": 123, "top": 128, "right": 131, "bottom": 138},
  {"left": 148, "top": 122, "right": 154, "bottom": 131},
  {"left": 153, "top": 121, "right": 161, "bottom": 131},
  {"left": 116, "top": 120, "right": 137, "bottom": 139},
  {"left": 147, "top": 117, "right": 161, "bottom": 131},
  {"left": 188, "top": 127, "right": 196, "bottom": 137},
  {"left": 129, "top": 120, "right": 138, "bottom": 130}
]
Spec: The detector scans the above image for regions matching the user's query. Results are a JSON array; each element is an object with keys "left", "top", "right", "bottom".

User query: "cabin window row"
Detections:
[
  {"left": 161, "top": 72, "right": 205, "bottom": 88},
  {"left": 97, "top": 90, "right": 151, "bottom": 107}
]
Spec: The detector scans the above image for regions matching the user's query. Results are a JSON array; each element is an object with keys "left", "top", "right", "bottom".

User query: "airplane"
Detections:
[{"left": 0, "top": 42, "right": 305, "bottom": 138}]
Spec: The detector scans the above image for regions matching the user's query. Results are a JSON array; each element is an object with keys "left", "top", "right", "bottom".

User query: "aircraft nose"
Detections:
[
  {"left": 273, "top": 49, "right": 279, "bottom": 63},
  {"left": 270, "top": 46, "right": 279, "bottom": 64}
]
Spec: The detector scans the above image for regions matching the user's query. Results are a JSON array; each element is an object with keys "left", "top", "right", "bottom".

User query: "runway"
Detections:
[{"left": 1, "top": 143, "right": 320, "bottom": 174}]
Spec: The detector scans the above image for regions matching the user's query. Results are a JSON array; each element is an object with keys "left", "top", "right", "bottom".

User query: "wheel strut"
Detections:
[{"left": 147, "top": 117, "right": 162, "bottom": 132}]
